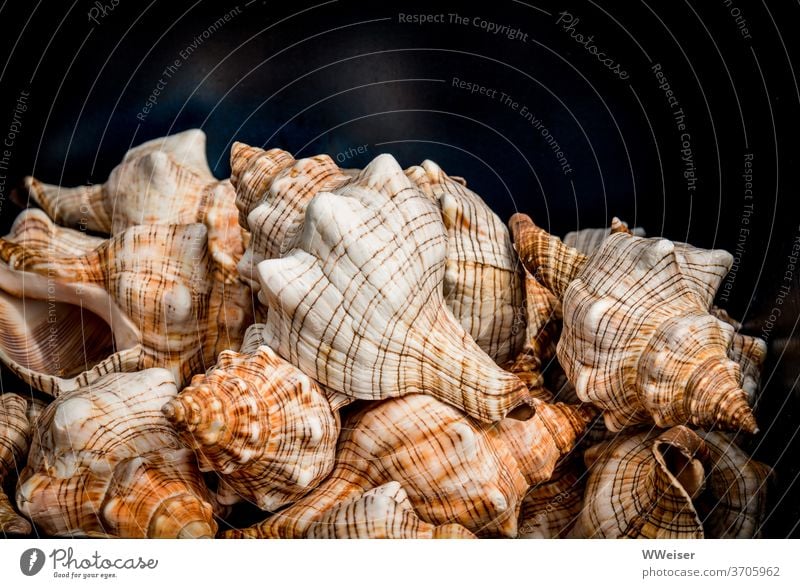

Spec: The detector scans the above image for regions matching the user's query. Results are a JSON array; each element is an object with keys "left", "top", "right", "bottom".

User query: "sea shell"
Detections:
[
  {"left": 572, "top": 426, "right": 709, "bottom": 538},
  {"left": 518, "top": 459, "right": 585, "bottom": 538},
  {"left": 21, "top": 129, "right": 244, "bottom": 279},
  {"left": 572, "top": 426, "right": 771, "bottom": 538},
  {"left": 223, "top": 394, "right": 592, "bottom": 538},
  {"left": 510, "top": 214, "right": 757, "bottom": 433},
  {"left": 563, "top": 217, "right": 644, "bottom": 253},
  {"left": 16, "top": 369, "right": 218, "bottom": 538},
  {"left": 0, "top": 393, "right": 32, "bottom": 535},
  {"left": 304, "top": 482, "right": 475, "bottom": 539},
  {"left": 230, "top": 143, "right": 352, "bottom": 289},
  {"left": 0, "top": 214, "right": 252, "bottom": 395},
  {"left": 406, "top": 160, "right": 526, "bottom": 364},
  {"left": 255, "top": 154, "right": 528, "bottom": 422},
  {"left": 163, "top": 324, "right": 339, "bottom": 511},
  {"left": 696, "top": 431, "right": 771, "bottom": 538}
]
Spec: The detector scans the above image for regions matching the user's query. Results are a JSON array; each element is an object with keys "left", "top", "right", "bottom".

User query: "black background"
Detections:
[{"left": 0, "top": 0, "right": 798, "bottom": 537}]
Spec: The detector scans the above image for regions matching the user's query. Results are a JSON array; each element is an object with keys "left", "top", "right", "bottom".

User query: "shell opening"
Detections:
[
  {"left": 0, "top": 265, "right": 140, "bottom": 383},
  {"left": 657, "top": 442, "right": 705, "bottom": 499}
]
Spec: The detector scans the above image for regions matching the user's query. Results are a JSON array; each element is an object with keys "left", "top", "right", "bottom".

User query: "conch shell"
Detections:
[
  {"left": 223, "top": 394, "right": 592, "bottom": 538},
  {"left": 16, "top": 369, "right": 218, "bottom": 538},
  {"left": 256, "top": 154, "right": 528, "bottom": 422},
  {"left": 572, "top": 426, "right": 771, "bottom": 538},
  {"left": 518, "top": 459, "right": 584, "bottom": 538},
  {"left": 21, "top": 129, "right": 243, "bottom": 278},
  {"left": 572, "top": 426, "right": 709, "bottom": 538},
  {"left": 163, "top": 324, "right": 339, "bottom": 511},
  {"left": 405, "top": 160, "right": 526, "bottom": 364},
  {"left": 0, "top": 213, "right": 252, "bottom": 395},
  {"left": 229, "top": 143, "right": 352, "bottom": 288},
  {"left": 510, "top": 214, "right": 757, "bottom": 433},
  {"left": 1, "top": 393, "right": 32, "bottom": 535},
  {"left": 304, "top": 482, "right": 475, "bottom": 539}
]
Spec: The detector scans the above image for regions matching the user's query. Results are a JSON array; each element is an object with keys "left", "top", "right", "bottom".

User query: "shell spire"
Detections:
[
  {"left": 509, "top": 213, "right": 587, "bottom": 299},
  {"left": 163, "top": 324, "right": 339, "bottom": 511},
  {"left": 256, "top": 153, "right": 529, "bottom": 422}
]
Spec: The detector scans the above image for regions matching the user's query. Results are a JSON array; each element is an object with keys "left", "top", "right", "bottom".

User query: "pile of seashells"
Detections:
[{"left": 0, "top": 129, "right": 770, "bottom": 539}]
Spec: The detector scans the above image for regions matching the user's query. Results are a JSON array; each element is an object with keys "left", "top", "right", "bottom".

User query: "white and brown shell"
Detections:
[
  {"left": 572, "top": 426, "right": 709, "bottom": 538},
  {"left": 230, "top": 143, "right": 352, "bottom": 289},
  {"left": 163, "top": 324, "right": 339, "bottom": 511},
  {"left": 572, "top": 426, "right": 770, "bottom": 538},
  {"left": 21, "top": 129, "right": 243, "bottom": 279},
  {"left": 1, "top": 393, "right": 32, "bottom": 535},
  {"left": 16, "top": 369, "right": 218, "bottom": 538},
  {"left": 0, "top": 213, "right": 252, "bottom": 395},
  {"left": 511, "top": 214, "right": 757, "bottom": 433},
  {"left": 255, "top": 154, "right": 528, "bottom": 422},
  {"left": 223, "top": 394, "right": 592, "bottom": 538},
  {"left": 406, "top": 160, "right": 526, "bottom": 364}
]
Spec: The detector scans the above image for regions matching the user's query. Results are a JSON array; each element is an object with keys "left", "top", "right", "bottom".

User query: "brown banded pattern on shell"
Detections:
[
  {"left": 0, "top": 217, "right": 252, "bottom": 395},
  {"left": 697, "top": 431, "right": 771, "bottom": 538},
  {"left": 256, "top": 154, "right": 529, "bottom": 422},
  {"left": 0, "top": 393, "right": 32, "bottom": 535},
  {"left": 405, "top": 160, "right": 526, "bottom": 365},
  {"left": 163, "top": 324, "right": 339, "bottom": 511},
  {"left": 518, "top": 459, "right": 585, "bottom": 538},
  {"left": 16, "top": 369, "right": 217, "bottom": 538},
  {"left": 223, "top": 394, "right": 591, "bottom": 539},
  {"left": 20, "top": 130, "right": 244, "bottom": 279},
  {"left": 510, "top": 214, "right": 757, "bottom": 434},
  {"left": 304, "top": 482, "right": 476, "bottom": 539},
  {"left": 572, "top": 426, "right": 709, "bottom": 538},
  {"left": 230, "top": 143, "right": 352, "bottom": 289}
]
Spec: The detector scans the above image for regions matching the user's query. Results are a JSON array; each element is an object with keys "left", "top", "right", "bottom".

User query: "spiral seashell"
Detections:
[
  {"left": 16, "top": 369, "right": 217, "bottom": 538},
  {"left": 223, "top": 394, "right": 592, "bottom": 538},
  {"left": 405, "top": 160, "right": 526, "bottom": 364},
  {"left": 573, "top": 426, "right": 771, "bottom": 538},
  {"left": 304, "top": 482, "right": 475, "bottom": 539},
  {"left": 0, "top": 215, "right": 252, "bottom": 395},
  {"left": 572, "top": 426, "right": 709, "bottom": 538},
  {"left": 163, "top": 324, "right": 339, "bottom": 511},
  {"left": 20, "top": 129, "right": 243, "bottom": 279},
  {"left": 510, "top": 214, "right": 757, "bottom": 433},
  {"left": 518, "top": 459, "right": 585, "bottom": 538},
  {"left": 255, "top": 154, "right": 528, "bottom": 422},
  {"left": 0, "top": 393, "right": 32, "bottom": 535},
  {"left": 230, "top": 143, "right": 352, "bottom": 289}
]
